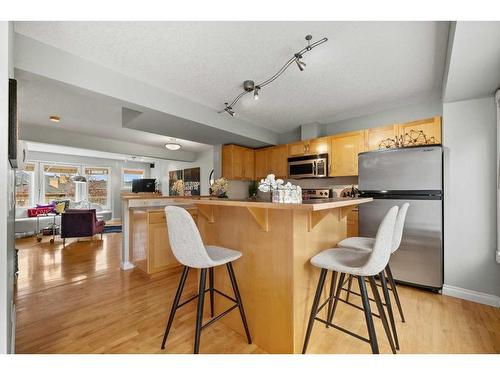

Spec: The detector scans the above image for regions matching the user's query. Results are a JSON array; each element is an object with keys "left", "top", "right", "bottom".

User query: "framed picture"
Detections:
[
  {"left": 183, "top": 167, "right": 200, "bottom": 196},
  {"left": 169, "top": 170, "right": 183, "bottom": 195}
]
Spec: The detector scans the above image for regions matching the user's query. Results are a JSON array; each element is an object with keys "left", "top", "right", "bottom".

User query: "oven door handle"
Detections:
[{"left": 313, "top": 160, "right": 318, "bottom": 176}]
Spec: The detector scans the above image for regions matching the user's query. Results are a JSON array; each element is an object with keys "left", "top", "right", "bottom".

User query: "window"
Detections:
[
  {"left": 43, "top": 164, "right": 78, "bottom": 203},
  {"left": 85, "top": 167, "right": 110, "bottom": 208},
  {"left": 122, "top": 168, "right": 145, "bottom": 189},
  {"left": 15, "top": 163, "right": 35, "bottom": 207}
]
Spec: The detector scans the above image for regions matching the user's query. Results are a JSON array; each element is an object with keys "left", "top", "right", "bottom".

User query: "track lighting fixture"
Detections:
[
  {"left": 219, "top": 34, "right": 327, "bottom": 116},
  {"left": 254, "top": 86, "right": 260, "bottom": 100}
]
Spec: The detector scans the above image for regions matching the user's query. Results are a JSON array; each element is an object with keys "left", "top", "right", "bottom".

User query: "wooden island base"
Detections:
[{"left": 196, "top": 204, "right": 358, "bottom": 354}]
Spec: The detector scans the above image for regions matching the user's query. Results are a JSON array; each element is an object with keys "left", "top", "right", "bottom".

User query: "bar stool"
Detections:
[
  {"left": 160, "top": 205, "right": 252, "bottom": 354},
  {"left": 302, "top": 206, "right": 399, "bottom": 354},
  {"left": 338, "top": 203, "right": 409, "bottom": 350}
]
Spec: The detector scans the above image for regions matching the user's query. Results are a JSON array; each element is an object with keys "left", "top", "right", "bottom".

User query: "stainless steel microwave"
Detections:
[{"left": 288, "top": 153, "right": 329, "bottom": 179}]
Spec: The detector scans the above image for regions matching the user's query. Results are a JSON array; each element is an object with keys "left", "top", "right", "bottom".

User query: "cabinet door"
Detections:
[
  {"left": 398, "top": 116, "right": 442, "bottom": 146},
  {"left": 331, "top": 131, "right": 365, "bottom": 177},
  {"left": 148, "top": 222, "right": 178, "bottom": 273},
  {"left": 269, "top": 145, "right": 288, "bottom": 179},
  {"left": 364, "top": 125, "right": 398, "bottom": 151},
  {"left": 288, "top": 141, "right": 307, "bottom": 157},
  {"left": 309, "top": 137, "right": 329, "bottom": 155},
  {"left": 222, "top": 145, "right": 245, "bottom": 180},
  {"left": 346, "top": 207, "right": 359, "bottom": 237},
  {"left": 242, "top": 148, "right": 255, "bottom": 180},
  {"left": 254, "top": 148, "right": 270, "bottom": 180}
]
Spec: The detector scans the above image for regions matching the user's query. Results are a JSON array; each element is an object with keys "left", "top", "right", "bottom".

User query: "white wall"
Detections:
[
  {"left": 27, "top": 150, "right": 151, "bottom": 219},
  {"left": 0, "top": 21, "right": 15, "bottom": 354},
  {"left": 443, "top": 96, "right": 500, "bottom": 297},
  {"left": 151, "top": 148, "right": 214, "bottom": 196},
  {"left": 322, "top": 98, "right": 443, "bottom": 136}
]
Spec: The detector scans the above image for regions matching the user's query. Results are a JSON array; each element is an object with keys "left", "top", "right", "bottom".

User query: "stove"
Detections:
[{"left": 301, "top": 188, "right": 333, "bottom": 200}]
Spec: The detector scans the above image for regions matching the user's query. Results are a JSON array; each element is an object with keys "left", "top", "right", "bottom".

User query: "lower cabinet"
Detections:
[
  {"left": 346, "top": 206, "right": 358, "bottom": 237},
  {"left": 131, "top": 208, "right": 198, "bottom": 276}
]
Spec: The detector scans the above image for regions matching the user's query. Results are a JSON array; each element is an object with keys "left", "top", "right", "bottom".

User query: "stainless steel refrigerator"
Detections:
[{"left": 358, "top": 145, "right": 443, "bottom": 291}]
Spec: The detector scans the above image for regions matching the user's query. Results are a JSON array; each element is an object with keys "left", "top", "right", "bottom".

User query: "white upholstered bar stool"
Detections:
[
  {"left": 160, "top": 206, "right": 252, "bottom": 354},
  {"left": 302, "top": 206, "right": 399, "bottom": 354},
  {"left": 339, "top": 202, "right": 409, "bottom": 346}
]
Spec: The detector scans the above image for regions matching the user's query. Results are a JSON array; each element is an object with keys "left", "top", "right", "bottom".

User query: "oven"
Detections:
[{"left": 288, "top": 153, "right": 328, "bottom": 179}]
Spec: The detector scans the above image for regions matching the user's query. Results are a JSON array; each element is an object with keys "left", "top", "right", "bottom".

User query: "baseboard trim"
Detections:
[{"left": 442, "top": 284, "right": 500, "bottom": 308}]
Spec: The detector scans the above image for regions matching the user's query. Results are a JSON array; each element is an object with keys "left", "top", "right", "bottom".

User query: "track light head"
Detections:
[
  {"left": 295, "top": 58, "right": 306, "bottom": 71},
  {"left": 223, "top": 103, "right": 235, "bottom": 116},
  {"left": 254, "top": 86, "right": 260, "bottom": 100}
]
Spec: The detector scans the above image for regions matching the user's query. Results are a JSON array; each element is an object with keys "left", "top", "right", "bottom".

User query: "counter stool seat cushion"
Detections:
[
  {"left": 311, "top": 248, "right": 372, "bottom": 276},
  {"left": 205, "top": 245, "right": 242, "bottom": 266},
  {"left": 337, "top": 237, "right": 374, "bottom": 253}
]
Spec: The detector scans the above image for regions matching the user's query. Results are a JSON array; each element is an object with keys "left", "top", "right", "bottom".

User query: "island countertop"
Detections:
[{"left": 126, "top": 196, "right": 372, "bottom": 211}]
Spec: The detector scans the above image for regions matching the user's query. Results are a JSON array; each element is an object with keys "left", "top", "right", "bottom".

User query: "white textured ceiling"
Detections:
[
  {"left": 16, "top": 70, "right": 213, "bottom": 153},
  {"left": 14, "top": 21, "right": 450, "bottom": 133},
  {"left": 444, "top": 21, "right": 500, "bottom": 102}
]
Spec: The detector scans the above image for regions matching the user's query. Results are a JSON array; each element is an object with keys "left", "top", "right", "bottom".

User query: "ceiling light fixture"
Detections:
[
  {"left": 49, "top": 115, "right": 60, "bottom": 123},
  {"left": 218, "top": 34, "right": 327, "bottom": 116},
  {"left": 165, "top": 143, "right": 182, "bottom": 151}
]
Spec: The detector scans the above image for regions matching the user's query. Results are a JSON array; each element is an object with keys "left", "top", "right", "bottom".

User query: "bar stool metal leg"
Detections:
[
  {"left": 209, "top": 267, "right": 215, "bottom": 318},
  {"left": 368, "top": 276, "right": 396, "bottom": 354},
  {"left": 345, "top": 275, "right": 353, "bottom": 302},
  {"left": 302, "top": 268, "right": 328, "bottom": 354},
  {"left": 227, "top": 262, "right": 252, "bottom": 344},
  {"left": 386, "top": 264, "right": 405, "bottom": 323},
  {"left": 359, "top": 275, "right": 379, "bottom": 354},
  {"left": 327, "top": 272, "right": 346, "bottom": 326},
  {"left": 326, "top": 271, "right": 337, "bottom": 327},
  {"left": 161, "top": 266, "right": 190, "bottom": 350},
  {"left": 379, "top": 271, "right": 399, "bottom": 350},
  {"left": 194, "top": 268, "right": 207, "bottom": 354}
]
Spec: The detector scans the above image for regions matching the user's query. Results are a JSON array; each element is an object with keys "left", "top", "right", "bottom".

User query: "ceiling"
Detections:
[
  {"left": 16, "top": 70, "right": 213, "bottom": 153},
  {"left": 14, "top": 21, "right": 450, "bottom": 133},
  {"left": 444, "top": 22, "right": 500, "bottom": 102}
]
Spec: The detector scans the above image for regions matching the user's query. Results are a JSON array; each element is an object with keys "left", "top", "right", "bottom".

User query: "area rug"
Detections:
[{"left": 103, "top": 225, "right": 122, "bottom": 234}]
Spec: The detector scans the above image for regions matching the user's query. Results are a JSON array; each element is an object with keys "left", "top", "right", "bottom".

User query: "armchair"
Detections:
[{"left": 61, "top": 209, "right": 105, "bottom": 246}]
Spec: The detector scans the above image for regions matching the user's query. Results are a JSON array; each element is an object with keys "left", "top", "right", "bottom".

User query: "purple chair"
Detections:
[{"left": 61, "top": 209, "right": 105, "bottom": 246}]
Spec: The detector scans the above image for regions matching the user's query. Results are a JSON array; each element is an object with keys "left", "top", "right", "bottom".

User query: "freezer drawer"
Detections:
[
  {"left": 359, "top": 198, "right": 443, "bottom": 289},
  {"left": 359, "top": 146, "right": 442, "bottom": 191}
]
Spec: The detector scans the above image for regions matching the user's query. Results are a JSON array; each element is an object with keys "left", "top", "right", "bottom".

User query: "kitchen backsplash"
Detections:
[{"left": 288, "top": 176, "right": 358, "bottom": 197}]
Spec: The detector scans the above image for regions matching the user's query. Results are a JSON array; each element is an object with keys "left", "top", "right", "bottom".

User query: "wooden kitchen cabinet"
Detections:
[
  {"left": 346, "top": 207, "right": 359, "bottom": 237},
  {"left": 255, "top": 145, "right": 288, "bottom": 180},
  {"left": 287, "top": 141, "right": 308, "bottom": 157},
  {"left": 364, "top": 124, "right": 399, "bottom": 151},
  {"left": 254, "top": 147, "right": 270, "bottom": 180},
  {"left": 269, "top": 144, "right": 288, "bottom": 178},
  {"left": 309, "top": 137, "right": 330, "bottom": 155},
  {"left": 131, "top": 208, "right": 198, "bottom": 276},
  {"left": 330, "top": 130, "right": 365, "bottom": 176},
  {"left": 398, "top": 116, "right": 442, "bottom": 146},
  {"left": 222, "top": 144, "right": 255, "bottom": 180}
]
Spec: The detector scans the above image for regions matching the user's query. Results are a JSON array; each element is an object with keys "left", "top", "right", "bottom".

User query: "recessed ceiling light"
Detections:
[
  {"left": 165, "top": 143, "right": 181, "bottom": 151},
  {"left": 49, "top": 115, "right": 60, "bottom": 123}
]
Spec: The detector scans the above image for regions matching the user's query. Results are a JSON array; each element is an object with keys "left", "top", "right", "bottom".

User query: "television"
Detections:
[{"left": 132, "top": 178, "right": 156, "bottom": 193}]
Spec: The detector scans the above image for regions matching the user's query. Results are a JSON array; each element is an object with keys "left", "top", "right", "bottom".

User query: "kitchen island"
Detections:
[{"left": 121, "top": 195, "right": 372, "bottom": 353}]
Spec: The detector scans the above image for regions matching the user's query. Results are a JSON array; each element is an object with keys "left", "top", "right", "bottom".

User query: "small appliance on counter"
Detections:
[{"left": 302, "top": 188, "right": 333, "bottom": 200}]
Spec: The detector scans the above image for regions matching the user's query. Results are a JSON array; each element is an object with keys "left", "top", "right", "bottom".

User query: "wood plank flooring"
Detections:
[{"left": 14, "top": 234, "right": 500, "bottom": 354}]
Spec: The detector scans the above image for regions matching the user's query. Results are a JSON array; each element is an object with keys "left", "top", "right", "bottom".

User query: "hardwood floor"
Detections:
[{"left": 14, "top": 234, "right": 500, "bottom": 354}]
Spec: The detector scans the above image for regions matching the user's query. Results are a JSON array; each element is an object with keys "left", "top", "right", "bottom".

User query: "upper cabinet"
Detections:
[
  {"left": 288, "top": 137, "right": 330, "bottom": 157},
  {"left": 254, "top": 147, "right": 270, "bottom": 180},
  {"left": 330, "top": 131, "right": 365, "bottom": 177},
  {"left": 254, "top": 145, "right": 288, "bottom": 180},
  {"left": 222, "top": 116, "right": 442, "bottom": 181},
  {"left": 222, "top": 144, "right": 255, "bottom": 181},
  {"left": 269, "top": 145, "right": 288, "bottom": 179},
  {"left": 364, "top": 125, "right": 398, "bottom": 151},
  {"left": 398, "top": 116, "right": 442, "bottom": 146}
]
